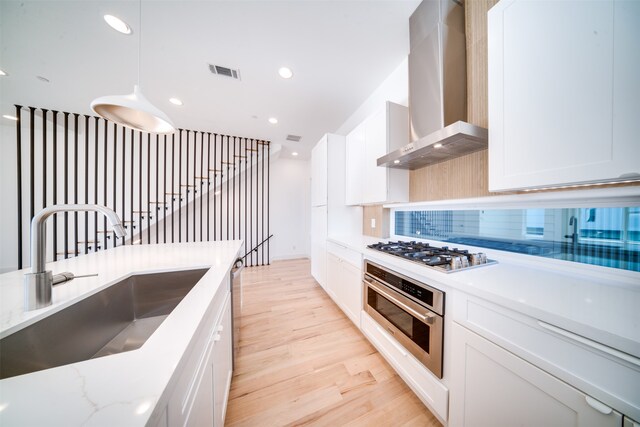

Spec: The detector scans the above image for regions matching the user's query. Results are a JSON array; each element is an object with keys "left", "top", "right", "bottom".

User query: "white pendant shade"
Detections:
[{"left": 91, "top": 85, "right": 175, "bottom": 134}]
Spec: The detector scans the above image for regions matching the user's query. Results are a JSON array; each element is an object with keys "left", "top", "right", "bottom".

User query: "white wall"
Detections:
[
  {"left": 269, "top": 157, "right": 311, "bottom": 260},
  {"left": 335, "top": 57, "right": 408, "bottom": 136},
  {"left": 0, "top": 123, "right": 18, "bottom": 273}
]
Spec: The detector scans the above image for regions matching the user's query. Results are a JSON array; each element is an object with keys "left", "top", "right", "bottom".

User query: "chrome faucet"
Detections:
[{"left": 24, "top": 204, "right": 127, "bottom": 311}]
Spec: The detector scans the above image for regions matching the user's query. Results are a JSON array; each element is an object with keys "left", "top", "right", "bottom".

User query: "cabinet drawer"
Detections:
[
  {"left": 167, "top": 280, "right": 230, "bottom": 426},
  {"left": 452, "top": 292, "right": 640, "bottom": 420},
  {"left": 361, "top": 312, "right": 448, "bottom": 422},
  {"left": 326, "top": 241, "right": 362, "bottom": 269}
]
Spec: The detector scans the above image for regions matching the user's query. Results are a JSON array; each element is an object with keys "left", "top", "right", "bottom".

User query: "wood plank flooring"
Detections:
[{"left": 225, "top": 258, "right": 442, "bottom": 427}]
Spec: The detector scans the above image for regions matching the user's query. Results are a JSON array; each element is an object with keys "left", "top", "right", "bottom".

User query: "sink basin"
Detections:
[{"left": 0, "top": 268, "right": 209, "bottom": 380}]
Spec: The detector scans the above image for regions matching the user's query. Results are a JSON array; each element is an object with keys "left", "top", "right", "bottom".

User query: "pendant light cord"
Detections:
[{"left": 138, "top": 0, "right": 141, "bottom": 87}]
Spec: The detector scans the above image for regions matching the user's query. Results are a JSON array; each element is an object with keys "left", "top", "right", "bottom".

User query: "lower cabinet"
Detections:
[
  {"left": 326, "top": 246, "right": 362, "bottom": 328},
  {"left": 165, "top": 285, "right": 233, "bottom": 427},
  {"left": 212, "top": 297, "right": 233, "bottom": 427},
  {"left": 310, "top": 206, "right": 327, "bottom": 289},
  {"left": 449, "top": 322, "right": 623, "bottom": 427},
  {"left": 361, "top": 312, "right": 449, "bottom": 423}
]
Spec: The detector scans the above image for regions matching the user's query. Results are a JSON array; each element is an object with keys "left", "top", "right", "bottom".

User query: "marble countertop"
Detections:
[
  {"left": 0, "top": 241, "right": 243, "bottom": 426},
  {"left": 327, "top": 234, "right": 640, "bottom": 359}
]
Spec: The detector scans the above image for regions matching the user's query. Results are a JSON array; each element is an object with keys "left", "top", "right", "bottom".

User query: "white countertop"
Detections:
[
  {"left": 328, "top": 234, "right": 640, "bottom": 359},
  {"left": 0, "top": 241, "right": 243, "bottom": 426}
]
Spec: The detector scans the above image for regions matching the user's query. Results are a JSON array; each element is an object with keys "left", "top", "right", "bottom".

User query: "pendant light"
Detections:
[{"left": 91, "top": 1, "right": 175, "bottom": 134}]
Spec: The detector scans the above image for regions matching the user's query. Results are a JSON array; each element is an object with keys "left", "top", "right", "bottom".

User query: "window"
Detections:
[{"left": 395, "top": 206, "right": 640, "bottom": 272}]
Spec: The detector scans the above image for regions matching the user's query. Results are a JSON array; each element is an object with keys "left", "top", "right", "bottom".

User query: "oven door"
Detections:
[{"left": 364, "top": 275, "right": 443, "bottom": 378}]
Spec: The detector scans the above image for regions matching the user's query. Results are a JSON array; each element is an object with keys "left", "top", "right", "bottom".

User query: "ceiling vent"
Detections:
[
  {"left": 208, "top": 64, "right": 241, "bottom": 80},
  {"left": 286, "top": 134, "right": 302, "bottom": 142}
]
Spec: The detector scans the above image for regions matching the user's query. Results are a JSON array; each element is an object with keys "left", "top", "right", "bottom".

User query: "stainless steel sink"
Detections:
[{"left": 0, "top": 268, "right": 209, "bottom": 380}]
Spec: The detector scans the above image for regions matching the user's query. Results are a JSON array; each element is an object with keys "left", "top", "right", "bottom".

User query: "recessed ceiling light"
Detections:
[
  {"left": 278, "top": 67, "right": 293, "bottom": 79},
  {"left": 3, "top": 115, "right": 18, "bottom": 121},
  {"left": 0, "top": 69, "right": 7, "bottom": 76},
  {"left": 214, "top": 190, "right": 221, "bottom": 195},
  {"left": 169, "top": 98, "right": 183, "bottom": 106},
  {"left": 434, "top": 143, "right": 443, "bottom": 148},
  {"left": 393, "top": 159, "right": 400, "bottom": 164},
  {"left": 36, "top": 76, "right": 50, "bottom": 83},
  {"left": 292, "top": 152, "right": 298, "bottom": 156},
  {"left": 268, "top": 117, "right": 278, "bottom": 124},
  {"left": 104, "top": 15, "right": 132, "bottom": 35}
]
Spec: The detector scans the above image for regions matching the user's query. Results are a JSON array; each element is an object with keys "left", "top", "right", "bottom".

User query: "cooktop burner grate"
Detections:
[{"left": 367, "top": 241, "right": 496, "bottom": 272}]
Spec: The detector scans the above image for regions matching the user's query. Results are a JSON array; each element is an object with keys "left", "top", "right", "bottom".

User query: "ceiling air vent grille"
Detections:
[
  {"left": 286, "top": 134, "right": 302, "bottom": 142},
  {"left": 208, "top": 64, "right": 241, "bottom": 80}
]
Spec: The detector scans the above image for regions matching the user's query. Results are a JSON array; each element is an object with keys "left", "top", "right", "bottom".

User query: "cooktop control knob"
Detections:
[{"left": 450, "top": 256, "right": 462, "bottom": 270}]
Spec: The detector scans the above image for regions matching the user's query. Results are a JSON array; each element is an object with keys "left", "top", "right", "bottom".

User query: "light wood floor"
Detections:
[{"left": 225, "top": 258, "right": 442, "bottom": 427}]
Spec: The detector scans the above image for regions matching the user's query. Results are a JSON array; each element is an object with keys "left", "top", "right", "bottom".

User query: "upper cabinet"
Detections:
[
  {"left": 346, "top": 101, "right": 410, "bottom": 205},
  {"left": 311, "top": 135, "right": 328, "bottom": 206},
  {"left": 488, "top": 0, "right": 640, "bottom": 191}
]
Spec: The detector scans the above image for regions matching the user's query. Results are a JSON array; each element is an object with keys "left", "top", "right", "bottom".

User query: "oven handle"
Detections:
[{"left": 364, "top": 277, "right": 437, "bottom": 325}]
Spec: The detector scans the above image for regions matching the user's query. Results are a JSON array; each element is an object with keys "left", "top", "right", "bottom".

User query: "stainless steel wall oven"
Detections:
[{"left": 363, "top": 260, "right": 444, "bottom": 378}]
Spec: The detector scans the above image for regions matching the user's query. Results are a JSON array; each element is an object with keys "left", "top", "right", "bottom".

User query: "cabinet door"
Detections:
[
  {"left": 185, "top": 362, "right": 214, "bottom": 427},
  {"left": 363, "top": 107, "right": 388, "bottom": 204},
  {"left": 310, "top": 206, "right": 327, "bottom": 288},
  {"left": 213, "top": 297, "right": 233, "bottom": 427},
  {"left": 488, "top": 0, "right": 640, "bottom": 191},
  {"left": 340, "top": 260, "right": 362, "bottom": 328},
  {"left": 345, "top": 123, "right": 366, "bottom": 205},
  {"left": 326, "top": 253, "right": 340, "bottom": 301},
  {"left": 449, "top": 323, "right": 622, "bottom": 427},
  {"left": 311, "top": 135, "right": 327, "bottom": 206}
]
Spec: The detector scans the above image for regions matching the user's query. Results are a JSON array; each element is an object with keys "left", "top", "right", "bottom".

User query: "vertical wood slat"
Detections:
[
  {"left": 155, "top": 134, "right": 159, "bottom": 244},
  {"left": 15, "top": 105, "right": 23, "bottom": 269},
  {"left": 13, "top": 105, "right": 270, "bottom": 269},
  {"left": 84, "top": 115, "right": 89, "bottom": 254},
  {"left": 73, "top": 114, "right": 79, "bottom": 257},
  {"left": 200, "top": 132, "right": 204, "bottom": 242},
  {"left": 213, "top": 134, "right": 217, "bottom": 241},
  {"left": 52, "top": 111, "right": 58, "bottom": 261},
  {"left": 163, "top": 135, "right": 167, "bottom": 243},
  {"left": 42, "top": 109, "right": 48, "bottom": 221},
  {"left": 130, "top": 129, "right": 134, "bottom": 242},
  {"left": 185, "top": 130, "right": 190, "bottom": 243},
  {"left": 193, "top": 131, "right": 197, "bottom": 241},
  {"left": 178, "top": 129, "right": 182, "bottom": 243},
  {"left": 206, "top": 133, "right": 211, "bottom": 241},
  {"left": 29, "top": 108, "right": 35, "bottom": 227},
  {"left": 63, "top": 112, "right": 69, "bottom": 258}
]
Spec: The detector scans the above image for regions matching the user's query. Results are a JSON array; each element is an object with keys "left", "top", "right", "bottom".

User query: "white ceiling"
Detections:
[{"left": 0, "top": 0, "right": 420, "bottom": 159}]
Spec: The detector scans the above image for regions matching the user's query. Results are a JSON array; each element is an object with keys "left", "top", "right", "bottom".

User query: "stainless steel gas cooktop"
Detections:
[{"left": 367, "top": 241, "right": 497, "bottom": 273}]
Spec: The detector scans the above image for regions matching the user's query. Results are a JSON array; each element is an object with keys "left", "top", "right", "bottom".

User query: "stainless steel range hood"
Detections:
[{"left": 378, "top": 0, "right": 488, "bottom": 170}]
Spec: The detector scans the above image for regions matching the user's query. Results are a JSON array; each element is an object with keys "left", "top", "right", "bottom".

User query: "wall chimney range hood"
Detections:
[{"left": 378, "top": 0, "right": 488, "bottom": 170}]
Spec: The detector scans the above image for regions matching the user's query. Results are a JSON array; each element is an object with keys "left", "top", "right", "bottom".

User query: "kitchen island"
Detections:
[{"left": 0, "top": 241, "right": 243, "bottom": 426}]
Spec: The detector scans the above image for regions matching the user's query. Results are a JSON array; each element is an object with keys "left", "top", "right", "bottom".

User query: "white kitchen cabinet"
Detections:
[
  {"left": 449, "top": 322, "right": 623, "bottom": 427},
  {"left": 361, "top": 312, "right": 449, "bottom": 423},
  {"left": 167, "top": 282, "right": 233, "bottom": 427},
  {"left": 488, "top": 0, "right": 640, "bottom": 191},
  {"left": 185, "top": 362, "right": 214, "bottom": 427},
  {"left": 345, "top": 101, "right": 409, "bottom": 205},
  {"left": 311, "top": 135, "right": 328, "bottom": 207},
  {"left": 310, "top": 133, "right": 362, "bottom": 290},
  {"left": 326, "top": 242, "right": 362, "bottom": 328},
  {"left": 326, "top": 252, "right": 341, "bottom": 302},
  {"left": 184, "top": 293, "right": 232, "bottom": 427},
  {"left": 311, "top": 206, "right": 327, "bottom": 289},
  {"left": 212, "top": 295, "right": 233, "bottom": 427},
  {"left": 345, "top": 122, "right": 366, "bottom": 206}
]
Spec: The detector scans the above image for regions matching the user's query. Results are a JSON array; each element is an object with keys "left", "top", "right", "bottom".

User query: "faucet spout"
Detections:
[{"left": 25, "top": 204, "right": 127, "bottom": 310}]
